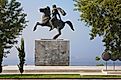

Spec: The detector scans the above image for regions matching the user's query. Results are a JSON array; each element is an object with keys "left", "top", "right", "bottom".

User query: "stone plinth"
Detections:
[{"left": 35, "top": 39, "right": 70, "bottom": 66}]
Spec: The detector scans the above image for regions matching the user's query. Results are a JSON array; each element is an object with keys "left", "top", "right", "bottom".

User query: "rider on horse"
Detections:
[
  {"left": 33, "top": 6, "right": 74, "bottom": 39},
  {"left": 49, "top": 5, "right": 63, "bottom": 31}
]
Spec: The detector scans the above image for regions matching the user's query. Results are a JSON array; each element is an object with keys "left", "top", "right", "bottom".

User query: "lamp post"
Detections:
[{"left": 102, "top": 52, "right": 111, "bottom": 70}]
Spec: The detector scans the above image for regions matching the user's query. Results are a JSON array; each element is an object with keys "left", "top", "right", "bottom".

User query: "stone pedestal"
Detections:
[{"left": 35, "top": 39, "right": 70, "bottom": 66}]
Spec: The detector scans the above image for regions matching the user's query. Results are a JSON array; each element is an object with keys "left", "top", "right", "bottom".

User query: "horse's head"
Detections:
[{"left": 39, "top": 6, "right": 50, "bottom": 16}]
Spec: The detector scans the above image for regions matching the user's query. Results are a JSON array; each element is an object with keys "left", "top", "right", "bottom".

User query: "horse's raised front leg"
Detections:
[
  {"left": 33, "top": 22, "right": 42, "bottom": 31},
  {"left": 53, "top": 29, "right": 61, "bottom": 39}
]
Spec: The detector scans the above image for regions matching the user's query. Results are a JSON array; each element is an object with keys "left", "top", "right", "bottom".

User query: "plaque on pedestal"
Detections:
[{"left": 35, "top": 39, "right": 70, "bottom": 66}]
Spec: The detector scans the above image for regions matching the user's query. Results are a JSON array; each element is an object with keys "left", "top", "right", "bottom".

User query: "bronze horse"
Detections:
[{"left": 33, "top": 6, "right": 74, "bottom": 39}]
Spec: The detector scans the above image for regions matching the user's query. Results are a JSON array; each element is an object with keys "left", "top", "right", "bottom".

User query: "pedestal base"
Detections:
[{"left": 35, "top": 39, "right": 70, "bottom": 66}]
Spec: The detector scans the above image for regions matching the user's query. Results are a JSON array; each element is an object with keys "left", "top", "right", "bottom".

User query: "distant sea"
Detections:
[
  {"left": 71, "top": 61, "right": 121, "bottom": 66},
  {"left": 3, "top": 59, "right": 121, "bottom": 66}
]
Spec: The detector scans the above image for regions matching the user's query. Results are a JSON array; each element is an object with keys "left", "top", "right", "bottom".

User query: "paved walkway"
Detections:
[{"left": 1, "top": 65, "right": 121, "bottom": 75}]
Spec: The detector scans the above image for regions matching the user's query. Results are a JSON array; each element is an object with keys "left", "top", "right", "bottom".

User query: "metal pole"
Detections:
[
  {"left": 113, "top": 61, "right": 115, "bottom": 71},
  {"left": 106, "top": 61, "right": 107, "bottom": 70}
]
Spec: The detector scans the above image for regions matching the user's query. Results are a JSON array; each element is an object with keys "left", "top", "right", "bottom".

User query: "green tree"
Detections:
[
  {"left": 0, "top": 0, "right": 27, "bottom": 73},
  {"left": 0, "top": 0, "right": 6, "bottom": 6},
  {"left": 95, "top": 56, "right": 104, "bottom": 66},
  {"left": 95, "top": 56, "right": 101, "bottom": 66},
  {"left": 74, "top": 0, "right": 121, "bottom": 59},
  {"left": 16, "top": 38, "right": 25, "bottom": 74},
  {"left": 95, "top": 56, "right": 100, "bottom": 61}
]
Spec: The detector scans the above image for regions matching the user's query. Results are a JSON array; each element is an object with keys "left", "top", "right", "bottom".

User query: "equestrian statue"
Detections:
[{"left": 33, "top": 5, "right": 74, "bottom": 39}]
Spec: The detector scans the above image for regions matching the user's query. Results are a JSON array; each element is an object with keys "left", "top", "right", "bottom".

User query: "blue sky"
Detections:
[{"left": 3, "top": 0, "right": 105, "bottom": 65}]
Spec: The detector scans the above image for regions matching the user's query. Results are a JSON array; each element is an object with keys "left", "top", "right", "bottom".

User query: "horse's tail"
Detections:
[{"left": 65, "top": 21, "right": 74, "bottom": 31}]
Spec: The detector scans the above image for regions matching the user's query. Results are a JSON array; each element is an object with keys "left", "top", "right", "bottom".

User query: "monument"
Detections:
[{"left": 33, "top": 5, "right": 74, "bottom": 66}]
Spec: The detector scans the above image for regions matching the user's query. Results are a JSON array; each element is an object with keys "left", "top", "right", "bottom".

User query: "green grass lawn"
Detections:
[
  {"left": 0, "top": 74, "right": 121, "bottom": 79},
  {"left": 81, "top": 75, "right": 121, "bottom": 79},
  {"left": 0, "top": 74, "right": 80, "bottom": 79}
]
